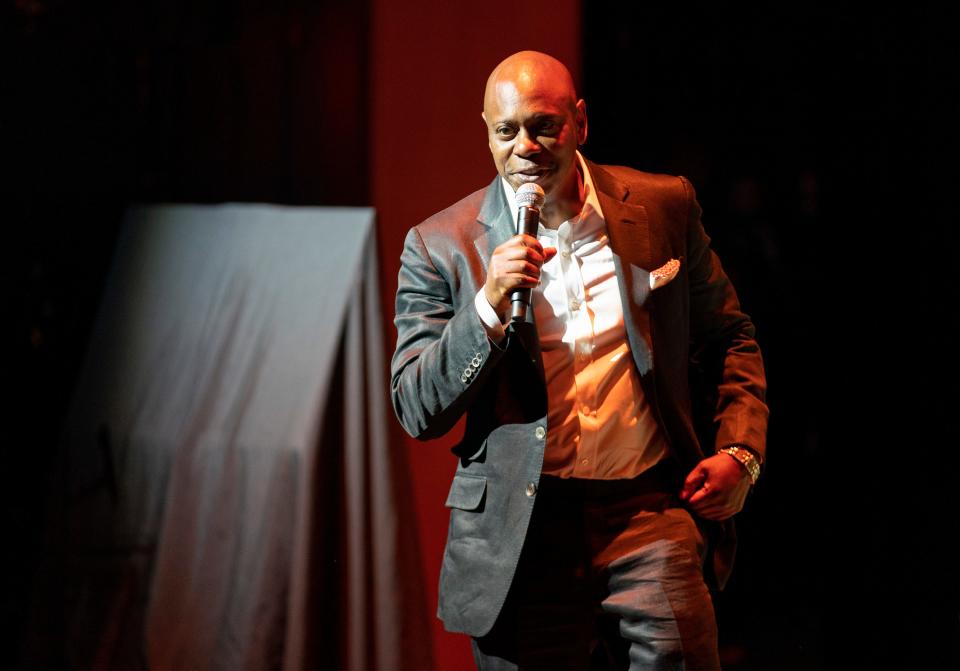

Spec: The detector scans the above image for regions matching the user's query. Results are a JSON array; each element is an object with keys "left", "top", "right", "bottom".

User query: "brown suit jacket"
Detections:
[{"left": 390, "top": 160, "right": 768, "bottom": 636}]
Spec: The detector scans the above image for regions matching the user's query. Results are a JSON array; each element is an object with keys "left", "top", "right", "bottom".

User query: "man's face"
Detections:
[{"left": 482, "top": 76, "right": 587, "bottom": 198}]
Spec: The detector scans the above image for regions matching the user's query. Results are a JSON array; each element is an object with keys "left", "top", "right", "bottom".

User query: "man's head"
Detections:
[{"left": 482, "top": 51, "right": 587, "bottom": 200}]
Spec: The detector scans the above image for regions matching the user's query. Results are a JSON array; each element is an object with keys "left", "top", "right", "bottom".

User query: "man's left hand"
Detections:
[{"left": 679, "top": 454, "right": 752, "bottom": 521}]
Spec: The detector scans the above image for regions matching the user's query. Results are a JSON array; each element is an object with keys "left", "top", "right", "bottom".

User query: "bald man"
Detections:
[{"left": 391, "top": 51, "right": 768, "bottom": 670}]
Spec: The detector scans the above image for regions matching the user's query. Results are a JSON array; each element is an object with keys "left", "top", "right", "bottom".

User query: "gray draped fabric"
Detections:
[{"left": 55, "top": 204, "right": 431, "bottom": 670}]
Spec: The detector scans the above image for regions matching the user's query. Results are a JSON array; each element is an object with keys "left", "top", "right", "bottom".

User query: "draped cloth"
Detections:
[{"left": 60, "top": 204, "right": 431, "bottom": 670}]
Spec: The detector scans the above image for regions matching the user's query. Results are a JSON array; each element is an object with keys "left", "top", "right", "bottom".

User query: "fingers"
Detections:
[
  {"left": 679, "top": 465, "right": 706, "bottom": 501},
  {"left": 502, "top": 235, "right": 549, "bottom": 264},
  {"left": 690, "top": 488, "right": 746, "bottom": 520},
  {"left": 686, "top": 487, "right": 741, "bottom": 520},
  {"left": 499, "top": 258, "right": 541, "bottom": 277},
  {"left": 680, "top": 457, "right": 749, "bottom": 521},
  {"left": 493, "top": 261, "right": 544, "bottom": 290},
  {"left": 484, "top": 236, "right": 553, "bottom": 309},
  {"left": 515, "top": 233, "right": 542, "bottom": 249},
  {"left": 492, "top": 236, "right": 551, "bottom": 282}
]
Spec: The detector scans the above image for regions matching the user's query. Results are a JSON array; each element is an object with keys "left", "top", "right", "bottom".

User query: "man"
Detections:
[{"left": 391, "top": 51, "right": 768, "bottom": 670}]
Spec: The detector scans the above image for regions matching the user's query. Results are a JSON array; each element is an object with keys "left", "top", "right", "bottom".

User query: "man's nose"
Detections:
[{"left": 514, "top": 128, "right": 540, "bottom": 156}]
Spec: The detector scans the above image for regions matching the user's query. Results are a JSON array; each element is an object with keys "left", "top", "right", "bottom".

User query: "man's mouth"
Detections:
[{"left": 510, "top": 167, "right": 551, "bottom": 182}]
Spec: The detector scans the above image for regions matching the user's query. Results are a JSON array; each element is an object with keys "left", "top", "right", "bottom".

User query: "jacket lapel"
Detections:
[
  {"left": 475, "top": 175, "right": 515, "bottom": 257},
  {"left": 588, "top": 161, "right": 656, "bottom": 377},
  {"left": 475, "top": 177, "right": 544, "bottom": 374}
]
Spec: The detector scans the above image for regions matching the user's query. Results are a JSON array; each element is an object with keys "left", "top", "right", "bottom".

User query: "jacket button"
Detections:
[
  {"left": 534, "top": 426, "right": 545, "bottom": 440},
  {"left": 525, "top": 482, "right": 537, "bottom": 497}
]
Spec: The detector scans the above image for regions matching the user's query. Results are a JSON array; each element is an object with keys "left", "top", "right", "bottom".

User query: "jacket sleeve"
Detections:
[
  {"left": 682, "top": 177, "right": 769, "bottom": 460},
  {"left": 390, "top": 226, "right": 507, "bottom": 440}
]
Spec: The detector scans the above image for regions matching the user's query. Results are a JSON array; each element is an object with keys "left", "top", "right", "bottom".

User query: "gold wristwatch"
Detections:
[{"left": 719, "top": 446, "right": 761, "bottom": 485}]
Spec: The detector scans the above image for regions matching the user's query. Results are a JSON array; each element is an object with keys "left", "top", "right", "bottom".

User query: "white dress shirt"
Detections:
[{"left": 474, "top": 153, "right": 667, "bottom": 479}]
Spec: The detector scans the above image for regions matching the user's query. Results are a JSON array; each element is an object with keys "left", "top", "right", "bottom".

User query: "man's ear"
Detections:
[{"left": 575, "top": 99, "right": 588, "bottom": 146}]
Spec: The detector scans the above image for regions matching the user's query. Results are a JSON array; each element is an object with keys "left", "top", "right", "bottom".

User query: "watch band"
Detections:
[{"left": 719, "top": 446, "right": 761, "bottom": 485}]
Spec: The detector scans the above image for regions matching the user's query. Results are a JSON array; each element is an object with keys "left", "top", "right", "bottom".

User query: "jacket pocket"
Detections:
[{"left": 444, "top": 473, "right": 487, "bottom": 511}]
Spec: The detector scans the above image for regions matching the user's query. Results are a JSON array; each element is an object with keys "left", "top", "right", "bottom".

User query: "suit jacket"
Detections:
[{"left": 390, "top": 160, "right": 768, "bottom": 637}]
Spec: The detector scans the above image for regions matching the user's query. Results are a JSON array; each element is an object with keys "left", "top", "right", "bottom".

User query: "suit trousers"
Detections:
[{"left": 470, "top": 460, "right": 721, "bottom": 671}]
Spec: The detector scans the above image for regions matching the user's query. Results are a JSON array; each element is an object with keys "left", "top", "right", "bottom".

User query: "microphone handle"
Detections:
[{"left": 510, "top": 205, "right": 541, "bottom": 322}]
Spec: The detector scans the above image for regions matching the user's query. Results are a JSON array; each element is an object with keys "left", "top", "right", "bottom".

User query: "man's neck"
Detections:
[{"left": 540, "top": 164, "right": 586, "bottom": 229}]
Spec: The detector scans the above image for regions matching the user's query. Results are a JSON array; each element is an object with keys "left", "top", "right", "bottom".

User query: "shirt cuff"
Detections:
[{"left": 474, "top": 289, "right": 506, "bottom": 344}]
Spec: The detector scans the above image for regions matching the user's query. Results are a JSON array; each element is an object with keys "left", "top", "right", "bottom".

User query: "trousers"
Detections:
[{"left": 471, "top": 460, "right": 721, "bottom": 670}]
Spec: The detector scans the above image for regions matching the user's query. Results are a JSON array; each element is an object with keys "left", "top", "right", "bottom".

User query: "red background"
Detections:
[{"left": 369, "top": 3, "right": 580, "bottom": 665}]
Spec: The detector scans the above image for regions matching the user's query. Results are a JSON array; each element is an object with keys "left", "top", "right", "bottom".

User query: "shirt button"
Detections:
[
  {"left": 534, "top": 426, "right": 546, "bottom": 440},
  {"left": 525, "top": 482, "right": 538, "bottom": 497},
  {"left": 561, "top": 250, "right": 571, "bottom": 258},
  {"left": 569, "top": 299, "right": 580, "bottom": 311}
]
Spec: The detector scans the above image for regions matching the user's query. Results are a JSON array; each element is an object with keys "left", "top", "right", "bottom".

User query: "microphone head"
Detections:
[{"left": 516, "top": 182, "right": 545, "bottom": 210}]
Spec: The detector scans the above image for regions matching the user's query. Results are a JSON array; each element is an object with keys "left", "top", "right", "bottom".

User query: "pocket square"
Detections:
[{"left": 648, "top": 258, "right": 681, "bottom": 290}]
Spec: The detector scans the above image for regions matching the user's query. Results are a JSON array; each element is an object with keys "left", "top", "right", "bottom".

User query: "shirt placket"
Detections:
[{"left": 558, "top": 222, "right": 599, "bottom": 477}]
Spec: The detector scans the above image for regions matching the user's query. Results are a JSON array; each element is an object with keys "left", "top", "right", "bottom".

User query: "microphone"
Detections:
[{"left": 510, "top": 182, "right": 546, "bottom": 322}]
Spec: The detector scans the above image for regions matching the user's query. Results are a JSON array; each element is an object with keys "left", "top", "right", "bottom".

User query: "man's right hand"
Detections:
[{"left": 483, "top": 234, "right": 557, "bottom": 317}]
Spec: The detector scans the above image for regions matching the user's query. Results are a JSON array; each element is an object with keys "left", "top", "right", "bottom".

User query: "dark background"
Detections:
[
  {"left": 583, "top": 4, "right": 959, "bottom": 668},
  {"left": 5, "top": 0, "right": 958, "bottom": 668}
]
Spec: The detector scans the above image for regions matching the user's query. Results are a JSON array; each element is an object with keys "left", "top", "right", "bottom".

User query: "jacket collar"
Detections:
[
  {"left": 584, "top": 158, "right": 630, "bottom": 202},
  {"left": 477, "top": 174, "right": 513, "bottom": 233}
]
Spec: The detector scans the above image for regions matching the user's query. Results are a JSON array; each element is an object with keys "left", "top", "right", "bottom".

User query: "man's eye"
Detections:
[
  {"left": 496, "top": 127, "right": 516, "bottom": 138},
  {"left": 539, "top": 122, "right": 559, "bottom": 135}
]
